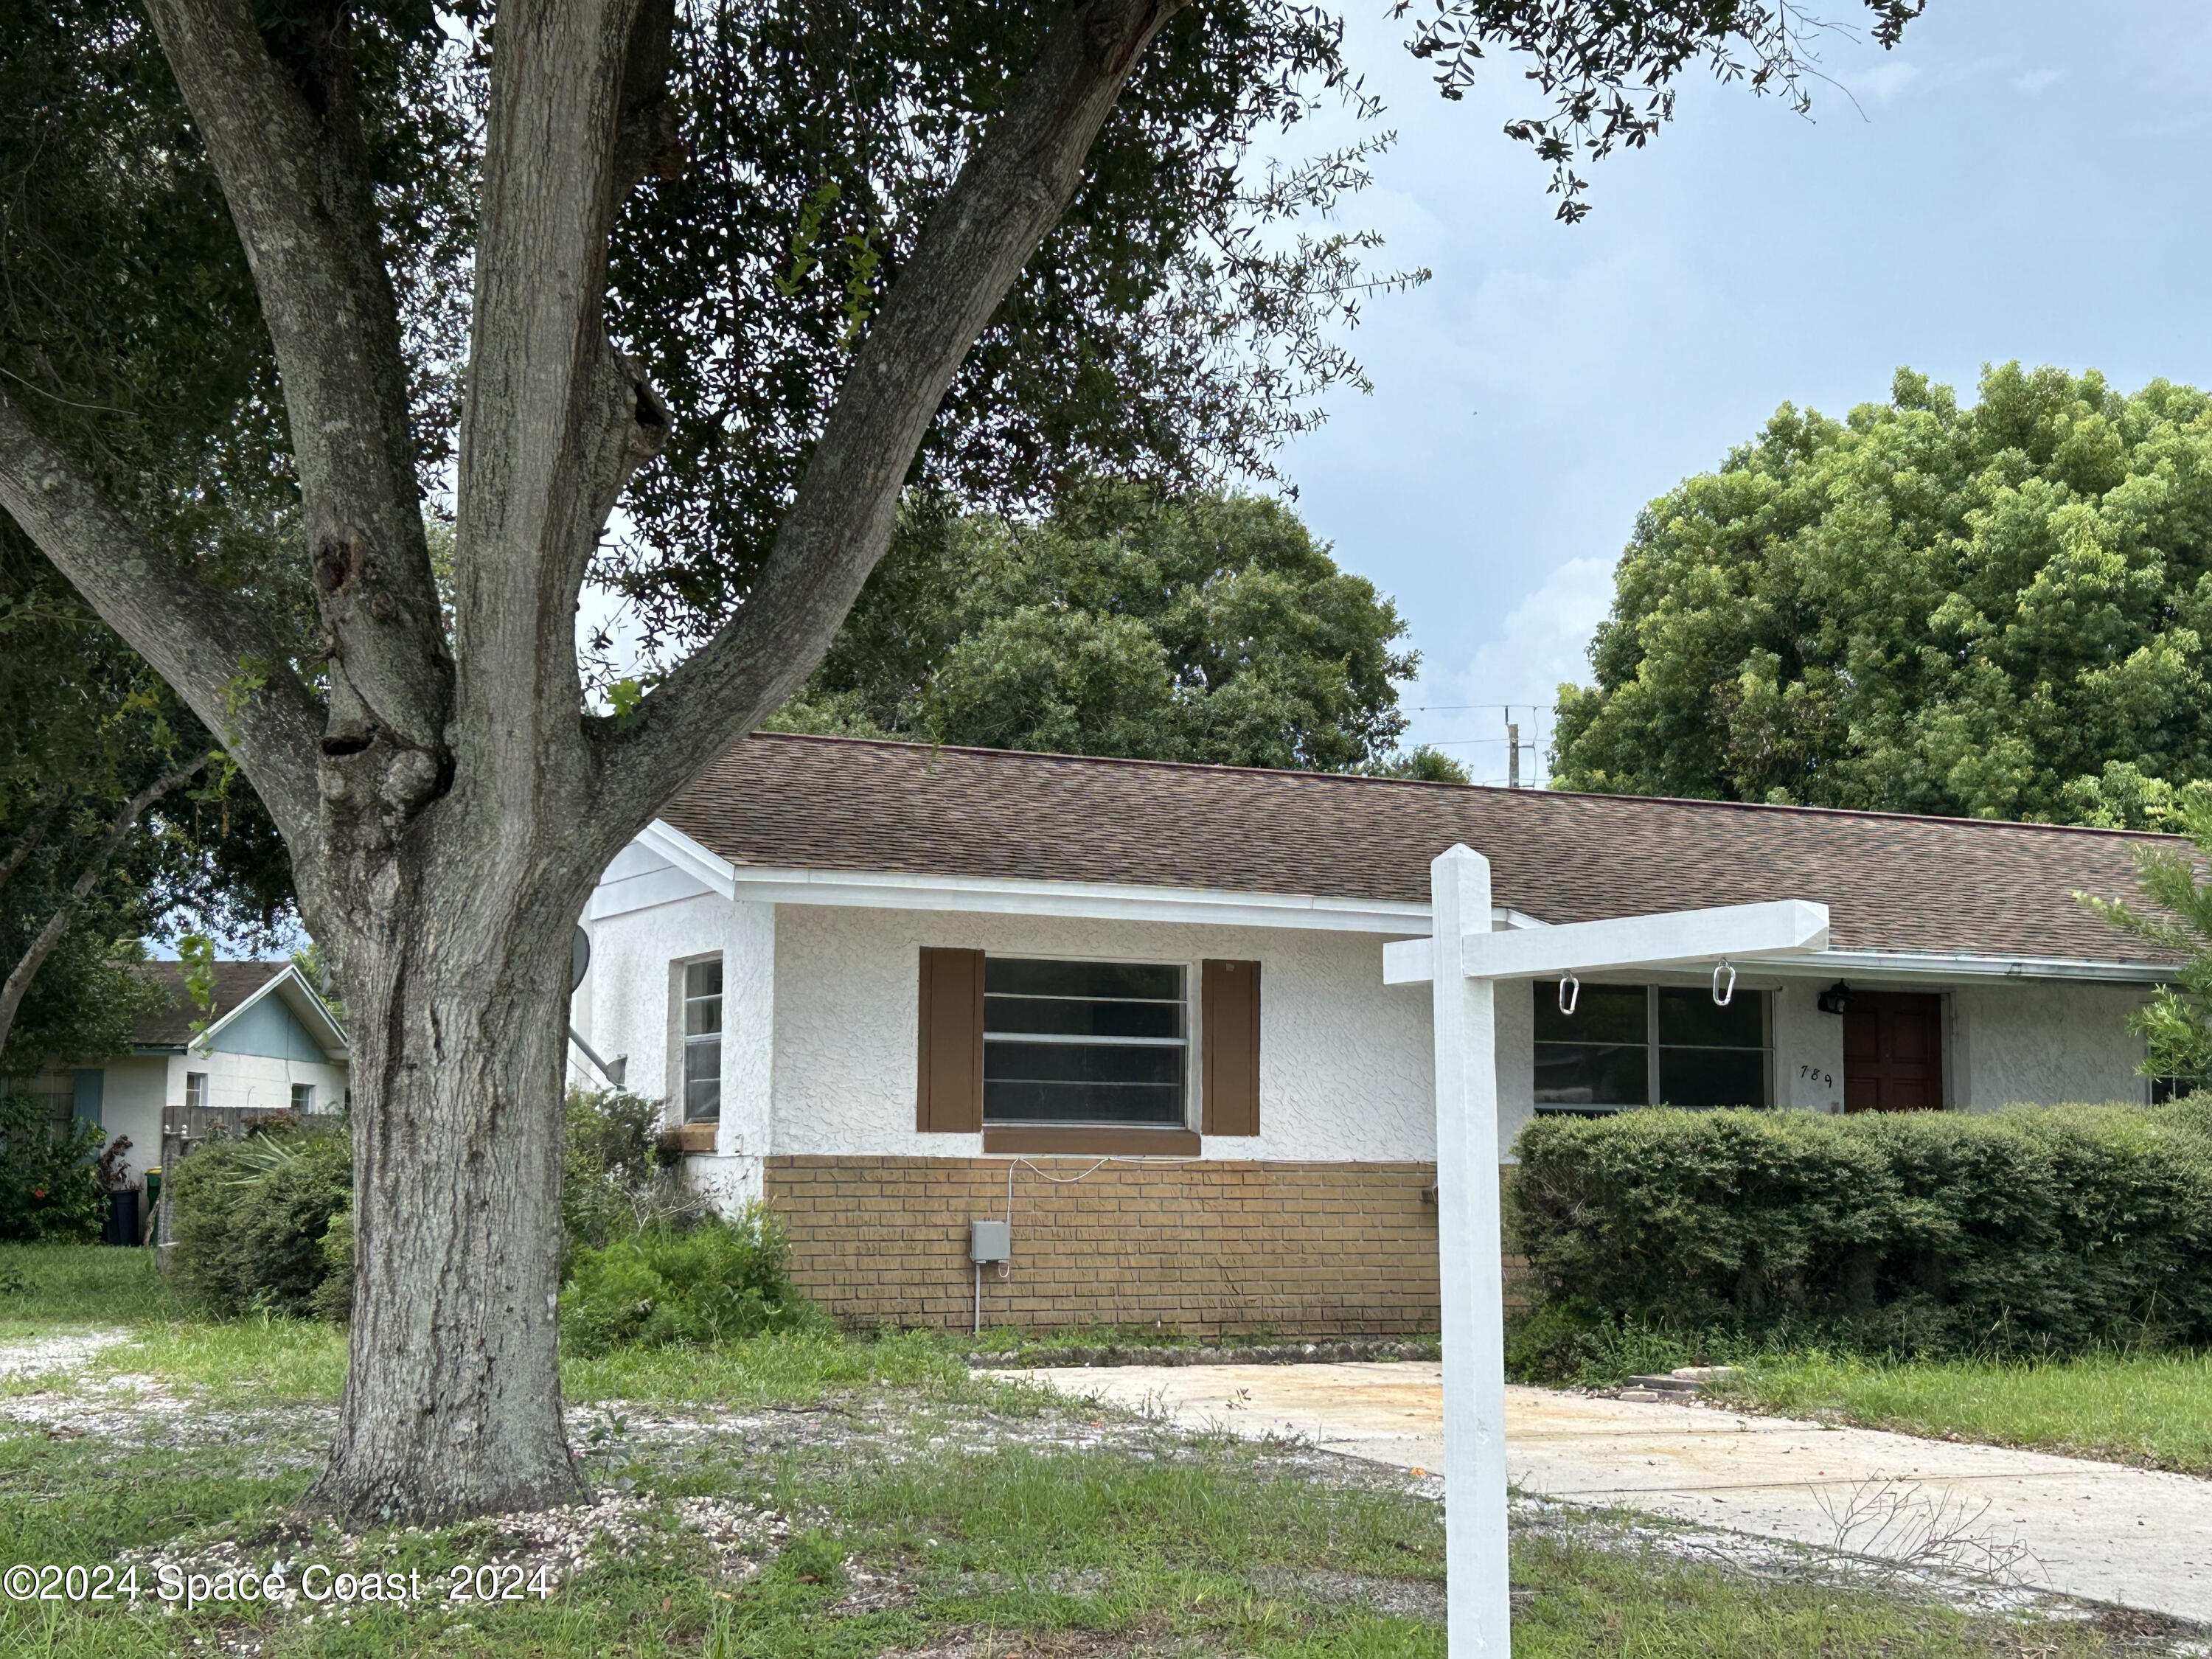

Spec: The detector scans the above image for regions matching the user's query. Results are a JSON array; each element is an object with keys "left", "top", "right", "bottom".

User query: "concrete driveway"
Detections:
[{"left": 992, "top": 1361, "right": 2212, "bottom": 1626}]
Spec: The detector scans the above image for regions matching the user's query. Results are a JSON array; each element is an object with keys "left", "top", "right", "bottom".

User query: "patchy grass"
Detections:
[
  {"left": 0, "top": 1246, "right": 2199, "bottom": 1656},
  {"left": 0, "top": 1413, "right": 2168, "bottom": 1659},
  {"left": 0, "top": 1243, "right": 181, "bottom": 1333},
  {"left": 1718, "top": 1349, "right": 2212, "bottom": 1477},
  {"left": 101, "top": 1316, "right": 349, "bottom": 1404},
  {"left": 1509, "top": 1531, "right": 2135, "bottom": 1658},
  {"left": 565, "top": 1327, "right": 999, "bottom": 1407},
  {"left": 91, "top": 1322, "right": 1026, "bottom": 1413}
]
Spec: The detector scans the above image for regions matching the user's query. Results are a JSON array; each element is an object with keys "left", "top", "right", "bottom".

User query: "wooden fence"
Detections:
[{"left": 152, "top": 1105, "right": 338, "bottom": 1256}]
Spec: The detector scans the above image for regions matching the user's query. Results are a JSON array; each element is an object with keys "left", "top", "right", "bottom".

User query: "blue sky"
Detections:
[{"left": 1272, "top": 1, "right": 2212, "bottom": 782}]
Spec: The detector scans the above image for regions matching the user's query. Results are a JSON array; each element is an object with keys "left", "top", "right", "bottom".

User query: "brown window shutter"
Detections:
[
  {"left": 917, "top": 946, "right": 984, "bottom": 1133},
  {"left": 1201, "top": 959, "right": 1261, "bottom": 1136}
]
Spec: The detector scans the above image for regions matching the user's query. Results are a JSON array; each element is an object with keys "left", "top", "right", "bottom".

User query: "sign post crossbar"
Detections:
[{"left": 1396, "top": 844, "right": 1829, "bottom": 1652}]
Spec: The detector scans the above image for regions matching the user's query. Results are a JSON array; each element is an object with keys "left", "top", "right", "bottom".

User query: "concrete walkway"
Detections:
[{"left": 992, "top": 1361, "right": 2212, "bottom": 1626}]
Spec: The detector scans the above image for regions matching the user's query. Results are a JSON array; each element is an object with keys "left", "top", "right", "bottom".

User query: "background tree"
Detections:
[
  {"left": 0, "top": 550, "right": 292, "bottom": 1071},
  {"left": 0, "top": 0, "right": 1927, "bottom": 1522},
  {"left": 773, "top": 484, "right": 1423, "bottom": 771},
  {"left": 2084, "top": 792, "right": 2212, "bottom": 1090},
  {"left": 1551, "top": 364, "right": 2212, "bottom": 826}
]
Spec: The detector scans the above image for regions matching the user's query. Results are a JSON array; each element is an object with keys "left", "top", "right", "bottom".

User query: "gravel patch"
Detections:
[{"left": 0, "top": 1328, "right": 132, "bottom": 1379}]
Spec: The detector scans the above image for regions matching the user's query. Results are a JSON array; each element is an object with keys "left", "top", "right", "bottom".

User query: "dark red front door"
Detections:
[{"left": 1843, "top": 992, "right": 1944, "bottom": 1111}]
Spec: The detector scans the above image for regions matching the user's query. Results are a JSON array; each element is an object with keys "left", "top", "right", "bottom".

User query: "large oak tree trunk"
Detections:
[
  {"left": 306, "top": 853, "right": 588, "bottom": 1522},
  {"left": 0, "top": 0, "right": 1182, "bottom": 1527}
]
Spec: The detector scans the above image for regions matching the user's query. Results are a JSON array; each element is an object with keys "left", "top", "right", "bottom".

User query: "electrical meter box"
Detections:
[{"left": 969, "top": 1220, "right": 1011, "bottom": 1263}]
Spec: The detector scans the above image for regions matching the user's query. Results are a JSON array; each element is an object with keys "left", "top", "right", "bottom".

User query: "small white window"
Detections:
[
  {"left": 291, "top": 1083, "right": 316, "bottom": 1113},
  {"left": 184, "top": 1072, "right": 209, "bottom": 1110},
  {"left": 682, "top": 959, "right": 723, "bottom": 1122}
]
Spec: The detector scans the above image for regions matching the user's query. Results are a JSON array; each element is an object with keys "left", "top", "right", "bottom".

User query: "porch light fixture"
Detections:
[{"left": 1817, "top": 981, "right": 1852, "bottom": 1016}]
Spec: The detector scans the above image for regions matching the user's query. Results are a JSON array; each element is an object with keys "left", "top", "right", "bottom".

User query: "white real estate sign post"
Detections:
[{"left": 1383, "top": 844, "right": 1829, "bottom": 1652}]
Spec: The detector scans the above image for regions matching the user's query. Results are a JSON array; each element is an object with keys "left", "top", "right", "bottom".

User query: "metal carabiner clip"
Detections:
[
  {"left": 1712, "top": 959, "right": 1736, "bottom": 1008},
  {"left": 1559, "top": 973, "right": 1580, "bottom": 1017}
]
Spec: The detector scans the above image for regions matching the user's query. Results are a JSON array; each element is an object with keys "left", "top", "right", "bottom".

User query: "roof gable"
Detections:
[
  {"left": 202, "top": 991, "right": 330, "bottom": 1062},
  {"left": 131, "top": 961, "right": 347, "bottom": 1061}
]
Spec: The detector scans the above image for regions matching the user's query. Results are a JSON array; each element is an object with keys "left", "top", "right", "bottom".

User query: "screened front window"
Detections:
[
  {"left": 682, "top": 958, "right": 723, "bottom": 1122},
  {"left": 1534, "top": 983, "right": 1770, "bottom": 1113},
  {"left": 983, "top": 958, "right": 1187, "bottom": 1127}
]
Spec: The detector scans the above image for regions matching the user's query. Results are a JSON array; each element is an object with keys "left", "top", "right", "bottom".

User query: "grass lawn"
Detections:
[
  {"left": 0, "top": 1245, "right": 2191, "bottom": 1658},
  {"left": 1717, "top": 1349, "right": 2212, "bottom": 1478}
]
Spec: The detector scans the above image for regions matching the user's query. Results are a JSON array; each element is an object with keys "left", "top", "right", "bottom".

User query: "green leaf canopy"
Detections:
[
  {"left": 773, "top": 484, "right": 1419, "bottom": 771},
  {"left": 1553, "top": 364, "right": 2212, "bottom": 828}
]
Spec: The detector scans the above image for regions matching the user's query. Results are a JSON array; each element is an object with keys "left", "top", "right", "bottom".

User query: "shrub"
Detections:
[
  {"left": 562, "top": 1086, "right": 697, "bottom": 1254},
  {"left": 560, "top": 1205, "right": 818, "bottom": 1356},
  {"left": 1508, "top": 1102, "right": 2212, "bottom": 1371},
  {"left": 167, "top": 1089, "right": 809, "bottom": 1343},
  {"left": 168, "top": 1122, "right": 352, "bottom": 1317},
  {"left": 0, "top": 1096, "right": 105, "bottom": 1242}
]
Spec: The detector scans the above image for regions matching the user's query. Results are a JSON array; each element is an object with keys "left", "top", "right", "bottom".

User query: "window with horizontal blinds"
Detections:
[{"left": 982, "top": 957, "right": 1188, "bottom": 1128}]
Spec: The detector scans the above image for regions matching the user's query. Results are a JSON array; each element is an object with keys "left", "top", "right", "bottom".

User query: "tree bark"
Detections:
[
  {"left": 0, "top": 792, "right": 63, "bottom": 897},
  {"left": 0, "top": 0, "right": 1183, "bottom": 1526},
  {"left": 307, "top": 850, "right": 587, "bottom": 1522},
  {"left": 0, "top": 754, "right": 212, "bottom": 1063}
]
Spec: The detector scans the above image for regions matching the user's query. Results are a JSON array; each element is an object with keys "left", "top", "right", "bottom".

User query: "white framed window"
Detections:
[
  {"left": 681, "top": 958, "right": 723, "bottom": 1122},
  {"left": 1533, "top": 983, "right": 1771, "bottom": 1114},
  {"left": 184, "top": 1072, "right": 210, "bottom": 1110},
  {"left": 291, "top": 1083, "right": 316, "bottom": 1113},
  {"left": 982, "top": 957, "right": 1188, "bottom": 1128}
]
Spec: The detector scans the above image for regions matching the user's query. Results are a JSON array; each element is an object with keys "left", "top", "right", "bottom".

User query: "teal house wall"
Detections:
[
  {"left": 205, "top": 997, "right": 332, "bottom": 1062},
  {"left": 72, "top": 1068, "right": 103, "bottom": 1128}
]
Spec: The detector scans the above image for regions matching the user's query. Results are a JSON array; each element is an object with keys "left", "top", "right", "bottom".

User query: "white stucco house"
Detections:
[
  {"left": 13, "top": 961, "right": 349, "bottom": 1192},
  {"left": 571, "top": 734, "right": 2175, "bottom": 1335}
]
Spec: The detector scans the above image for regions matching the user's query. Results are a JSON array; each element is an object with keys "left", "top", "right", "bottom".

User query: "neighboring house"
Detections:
[
  {"left": 11, "top": 961, "right": 349, "bottom": 1189},
  {"left": 572, "top": 734, "right": 2179, "bottom": 1336}
]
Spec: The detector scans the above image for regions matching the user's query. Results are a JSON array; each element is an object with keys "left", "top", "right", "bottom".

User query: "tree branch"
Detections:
[
  {"left": 449, "top": 0, "right": 672, "bottom": 817},
  {"left": 139, "top": 0, "right": 451, "bottom": 778},
  {"left": 0, "top": 790, "right": 66, "bottom": 897},
  {"left": 594, "top": 0, "right": 1182, "bottom": 823},
  {"left": 0, "top": 395, "right": 323, "bottom": 836},
  {"left": 0, "top": 751, "right": 214, "bottom": 1062}
]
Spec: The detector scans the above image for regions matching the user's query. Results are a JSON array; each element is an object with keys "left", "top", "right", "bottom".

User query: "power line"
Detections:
[{"left": 1407, "top": 701, "right": 1548, "bottom": 713}]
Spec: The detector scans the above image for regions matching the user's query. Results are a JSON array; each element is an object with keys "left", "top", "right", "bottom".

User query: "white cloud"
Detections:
[
  {"left": 1402, "top": 556, "right": 1620, "bottom": 783},
  {"left": 2014, "top": 68, "right": 2063, "bottom": 93},
  {"left": 1842, "top": 60, "right": 1924, "bottom": 104}
]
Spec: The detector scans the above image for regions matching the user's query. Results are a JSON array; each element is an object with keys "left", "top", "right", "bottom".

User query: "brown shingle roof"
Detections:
[
  {"left": 659, "top": 734, "right": 2185, "bottom": 967},
  {"left": 129, "top": 961, "right": 287, "bottom": 1048}
]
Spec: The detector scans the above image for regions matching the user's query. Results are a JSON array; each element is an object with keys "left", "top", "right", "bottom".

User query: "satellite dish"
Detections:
[{"left": 571, "top": 926, "right": 591, "bottom": 992}]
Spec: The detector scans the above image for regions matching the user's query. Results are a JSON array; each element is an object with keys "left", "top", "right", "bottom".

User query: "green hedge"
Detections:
[
  {"left": 1508, "top": 1100, "right": 2212, "bottom": 1363},
  {"left": 168, "top": 1121, "right": 352, "bottom": 1317},
  {"left": 164, "top": 1089, "right": 799, "bottom": 1354}
]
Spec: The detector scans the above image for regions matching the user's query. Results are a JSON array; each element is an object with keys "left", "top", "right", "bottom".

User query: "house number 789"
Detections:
[{"left": 1798, "top": 1064, "right": 1834, "bottom": 1088}]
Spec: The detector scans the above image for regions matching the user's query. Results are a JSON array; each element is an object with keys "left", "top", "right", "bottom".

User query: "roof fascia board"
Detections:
[
  {"left": 709, "top": 861, "right": 1436, "bottom": 934},
  {"left": 1385, "top": 942, "right": 2170, "bottom": 987},
  {"left": 636, "top": 820, "right": 739, "bottom": 900},
  {"left": 1808, "top": 949, "right": 2171, "bottom": 985}
]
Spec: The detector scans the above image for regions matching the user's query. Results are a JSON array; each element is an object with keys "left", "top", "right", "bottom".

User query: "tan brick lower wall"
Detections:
[{"left": 767, "top": 1156, "right": 1528, "bottom": 1337}]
